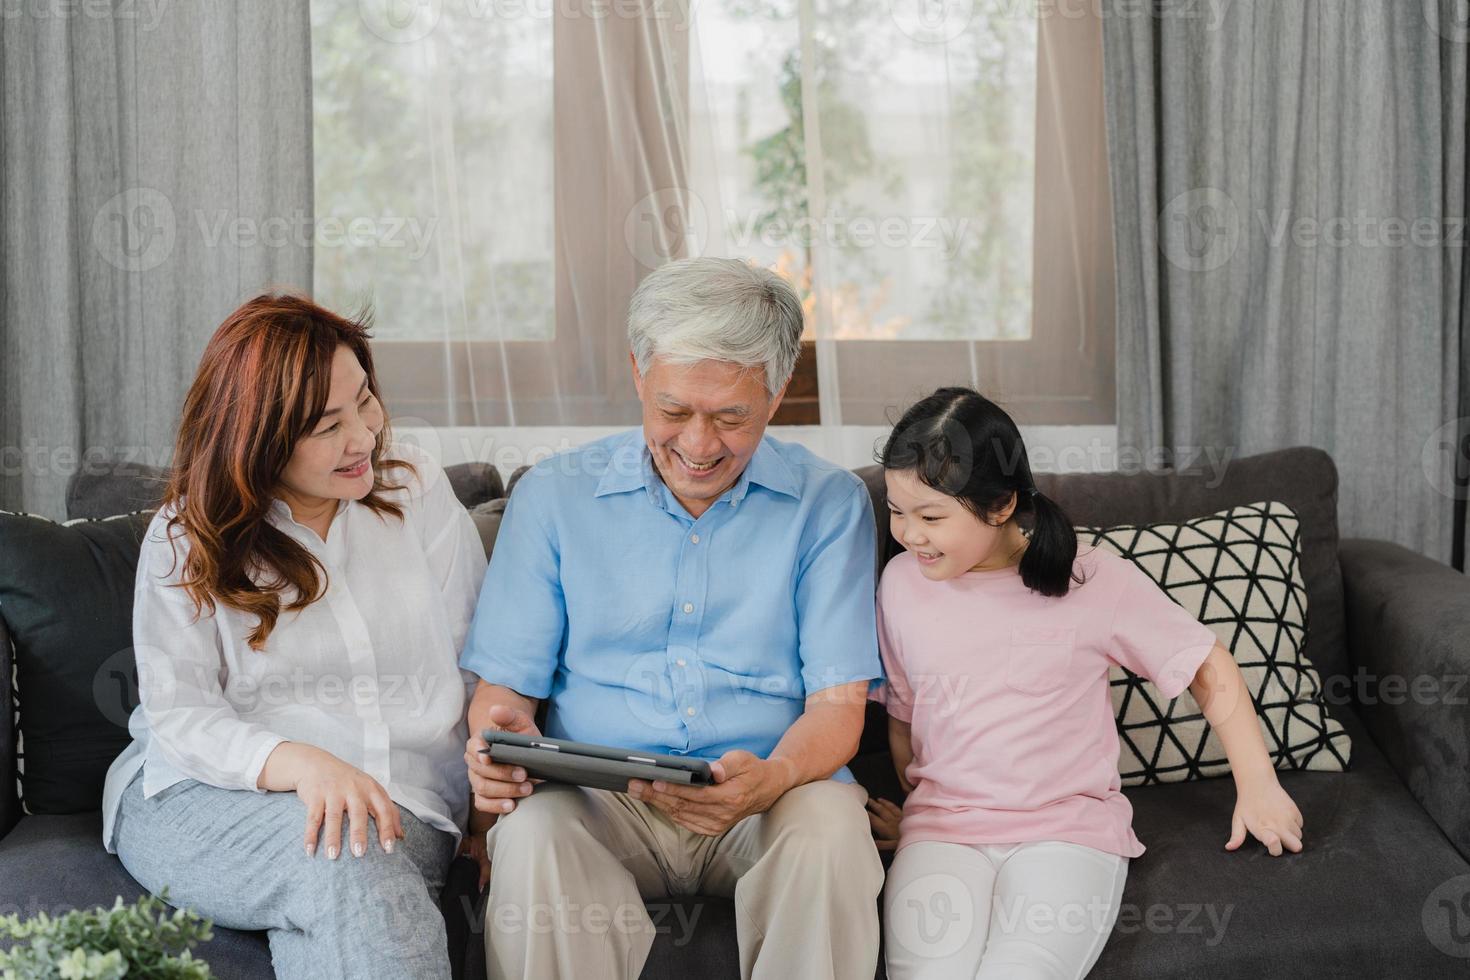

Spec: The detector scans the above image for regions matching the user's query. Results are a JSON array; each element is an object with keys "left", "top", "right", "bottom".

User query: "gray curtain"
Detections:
[
  {"left": 1, "top": 3, "right": 313, "bottom": 521},
  {"left": 1104, "top": 0, "right": 1467, "bottom": 565}
]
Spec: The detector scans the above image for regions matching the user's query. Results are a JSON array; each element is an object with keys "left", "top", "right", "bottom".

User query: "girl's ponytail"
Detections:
[{"left": 1018, "top": 488, "right": 1078, "bottom": 598}]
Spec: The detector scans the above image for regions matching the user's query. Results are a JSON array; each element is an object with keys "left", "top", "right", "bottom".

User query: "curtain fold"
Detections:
[
  {"left": 1105, "top": 0, "right": 1467, "bottom": 564},
  {"left": 1, "top": 3, "right": 313, "bottom": 520}
]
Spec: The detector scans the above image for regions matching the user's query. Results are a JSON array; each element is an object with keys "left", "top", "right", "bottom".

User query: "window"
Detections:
[{"left": 311, "top": 0, "right": 1114, "bottom": 426}]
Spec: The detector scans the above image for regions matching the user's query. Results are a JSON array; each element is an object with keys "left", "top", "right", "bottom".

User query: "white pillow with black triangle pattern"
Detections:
[{"left": 1077, "top": 500, "right": 1352, "bottom": 785}]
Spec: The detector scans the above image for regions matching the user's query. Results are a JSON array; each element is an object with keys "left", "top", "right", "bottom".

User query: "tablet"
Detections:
[{"left": 479, "top": 730, "right": 716, "bottom": 793}]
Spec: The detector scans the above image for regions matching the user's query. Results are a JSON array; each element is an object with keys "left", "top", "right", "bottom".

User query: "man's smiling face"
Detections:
[{"left": 631, "top": 353, "right": 787, "bottom": 519}]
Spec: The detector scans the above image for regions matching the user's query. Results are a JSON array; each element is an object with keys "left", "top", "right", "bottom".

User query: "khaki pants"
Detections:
[{"left": 482, "top": 777, "right": 884, "bottom": 980}]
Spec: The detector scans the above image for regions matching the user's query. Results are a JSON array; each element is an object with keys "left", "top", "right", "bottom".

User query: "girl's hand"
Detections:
[
  {"left": 866, "top": 797, "right": 903, "bottom": 851},
  {"left": 293, "top": 746, "right": 405, "bottom": 859},
  {"left": 1226, "top": 775, "right": 1304, "bottom": 856}
]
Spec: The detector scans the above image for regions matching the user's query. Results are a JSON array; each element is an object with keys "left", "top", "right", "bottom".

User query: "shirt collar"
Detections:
[
  {"left": 593, "top": 428, "right": 801, "bottom": 504},
  {"left": 267, "top": 495, "right": 350, "bottom": 528},
  {"left": 735, "top": 434, "right": 800, "bottom": 502},
  {"left": 592, "top": 430, "right": 655, "bottom": 498}
]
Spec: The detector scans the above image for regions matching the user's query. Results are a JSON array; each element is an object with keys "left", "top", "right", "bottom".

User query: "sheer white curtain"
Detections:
[{"left": 310, "top": 0, "right": 1112, "bottom": 447}]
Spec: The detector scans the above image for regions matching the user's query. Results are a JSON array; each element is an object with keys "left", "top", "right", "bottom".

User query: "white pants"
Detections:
[{"left": 883, "top": 840, "right": 1129, "bottom": 980}]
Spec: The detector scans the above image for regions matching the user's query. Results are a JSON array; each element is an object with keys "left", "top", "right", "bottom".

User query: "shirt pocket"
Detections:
[{"left": 1004, "top": 625, "right": 1077, "bottom": 696}]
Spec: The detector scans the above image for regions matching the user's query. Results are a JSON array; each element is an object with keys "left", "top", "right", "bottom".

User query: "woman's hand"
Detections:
[
  {"left": 461, "top": 810, "right": 496, "bottom": 891},
  {"left": 269, "top": 743, "right": 404, "bottom": 859},
  {"left": 464, "top": 703, "right": 544, "bottom": 818},
  {"left": 1226, "top": 773, "right": 1304, "bottom": 856},
  {"left": 866, "top": 796, "right": 903, "bottom": 852}
]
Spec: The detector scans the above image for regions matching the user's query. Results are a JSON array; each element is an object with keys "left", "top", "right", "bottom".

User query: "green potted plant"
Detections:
[{"left": 0, "top": 890, "right": 213, "bottom": 979}]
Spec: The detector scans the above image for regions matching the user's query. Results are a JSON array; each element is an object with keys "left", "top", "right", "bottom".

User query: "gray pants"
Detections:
[{"left": 113, "top": 770, "right": 457, "bottom": 980}]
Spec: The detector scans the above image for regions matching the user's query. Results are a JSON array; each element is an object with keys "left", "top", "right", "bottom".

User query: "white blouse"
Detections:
[{"left": 101, "top": 443, "right": 488, "bottom": 852}]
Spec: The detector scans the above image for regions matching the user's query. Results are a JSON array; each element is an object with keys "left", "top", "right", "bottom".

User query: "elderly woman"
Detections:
[
  {"left": 461, "top": 257, "right": 886, "bottom": 979},
  {"left": 102, "top": 295, "right": 486, "bottom": 979}
]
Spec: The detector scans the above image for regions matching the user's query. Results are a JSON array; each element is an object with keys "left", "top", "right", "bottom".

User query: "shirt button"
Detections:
[
  {"left": 686, "top": 707, "right": 697, "bottom": 716},
  {"left": 676, "top": 658, "right": 686, "bottom": 667},
  {"left": 683, "top": 602, "right": 694, "bottom": 614},
  {"left": 690, "top": 533, "right": 700, "bottom": 544}
]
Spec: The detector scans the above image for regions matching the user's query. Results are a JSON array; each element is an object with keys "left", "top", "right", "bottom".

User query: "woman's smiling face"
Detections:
[
  {"left": 278, "top": 344, "right": 384, "bottom": 506},
  {"left": 884, "top": 467, "right": 1017, "bottom": 581}
]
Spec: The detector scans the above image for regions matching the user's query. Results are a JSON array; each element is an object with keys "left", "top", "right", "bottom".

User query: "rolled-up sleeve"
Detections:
[
  {"left": 458, "top": 473, "right": 565, "bottom": 699},
  {"left": 133, "top": 521, "right": 286, "bottom": 793},
  {"left": 794, "top": 480, "right": 883, "bottom": 697}
]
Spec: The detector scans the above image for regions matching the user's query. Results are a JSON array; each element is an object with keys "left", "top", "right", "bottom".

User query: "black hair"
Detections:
[{"left": 878, "top": 386, "right": 1082, "bottom": 597}]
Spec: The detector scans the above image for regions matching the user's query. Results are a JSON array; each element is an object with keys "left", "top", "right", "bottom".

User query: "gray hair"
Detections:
[{"left": 627, "top": 257, "right": 805, "bottom": 396}]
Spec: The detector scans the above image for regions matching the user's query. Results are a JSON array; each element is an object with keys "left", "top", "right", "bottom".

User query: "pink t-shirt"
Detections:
[{"left": 872, "top": 546, "right": 1218, "bottom": 858}]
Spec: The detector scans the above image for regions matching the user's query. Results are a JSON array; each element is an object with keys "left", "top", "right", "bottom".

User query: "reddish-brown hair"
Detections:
[{"left": 161, "top": 293, "right": 413, "bottom": 650}]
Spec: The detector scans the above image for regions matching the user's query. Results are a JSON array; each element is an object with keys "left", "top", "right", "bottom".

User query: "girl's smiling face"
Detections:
[{"left": 884, "top": 467, "right": 1021, "bottom": 581}]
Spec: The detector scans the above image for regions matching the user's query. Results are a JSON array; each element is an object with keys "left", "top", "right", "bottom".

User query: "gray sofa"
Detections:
[{"left": 2, "top": 446, "right": 1468, "bottom": 977}]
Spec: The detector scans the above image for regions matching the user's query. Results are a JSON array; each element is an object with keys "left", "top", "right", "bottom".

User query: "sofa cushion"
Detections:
[
  {"left": 0, "top": 812, "right": 273, "bottom": 975},
  {"left": 0, "top": 813, "right": 498, "bottom": 979},
  {"left": 0, "top": 512, "right": 152, "bottom": 814},
  {"left": 446, "top": 463, "right": 505, "bottom": 512},
  {"left": 855, "top": 706, "right": 1470, "bottom": 978},
  {"left": 1, "top": 613, "right": 16, "bottom": 839},
  {"left": 65, "top": 460, "right": 169, "bottom": 523},
  {"left": 468, "top": 498, "right": 508, "bottom": 562},
  {"left": 1081, "top": 501, "right": 1351, "bottom": 785},
  {"left": 1091, "top": 705, "right": 1467, "bottom": 978},
  {"left": 856, "top": 446, "right": 1348, "bottom": 684}
]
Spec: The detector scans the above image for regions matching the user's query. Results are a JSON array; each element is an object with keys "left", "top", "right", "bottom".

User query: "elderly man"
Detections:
[{"left": 459, "top": 257, "right": 884, "bottom": 979}]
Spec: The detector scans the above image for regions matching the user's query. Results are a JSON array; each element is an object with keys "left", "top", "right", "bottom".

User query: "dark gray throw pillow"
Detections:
[{"left": 0, "top": 510, "right": 153, "bottom": 814}]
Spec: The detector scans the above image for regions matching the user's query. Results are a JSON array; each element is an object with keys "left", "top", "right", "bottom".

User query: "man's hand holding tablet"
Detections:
[
  {"left": 478, "top": 730, "right": 715, "bottom": 794},
  {"left": 464, "top": 703, "right": 544, "bottom": 819}
]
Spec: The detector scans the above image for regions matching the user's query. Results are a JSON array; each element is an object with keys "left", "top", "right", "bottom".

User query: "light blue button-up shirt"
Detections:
[{"left": 460, "top": 427, "right": 882, "bottom": 782}]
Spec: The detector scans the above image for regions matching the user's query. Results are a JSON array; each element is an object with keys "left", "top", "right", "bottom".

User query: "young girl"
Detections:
[{"left": 866, "top": 387, "right": 1304, "bottom": 980}]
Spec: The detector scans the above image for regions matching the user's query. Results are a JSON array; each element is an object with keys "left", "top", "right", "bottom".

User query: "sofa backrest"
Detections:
[
  {"left": 1, "top": 444, "right": 1345, "bottom": 835},
  {"left": 853, "top": 445, "right": 1348, "bottom": 685},
  {"left": 63, "top": 457, "right": 507, "bottom": 521}
]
